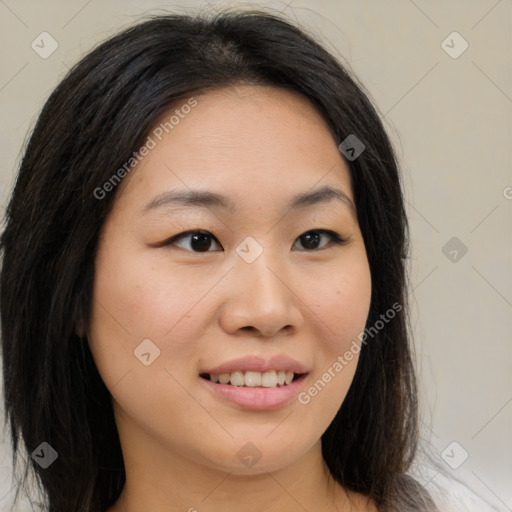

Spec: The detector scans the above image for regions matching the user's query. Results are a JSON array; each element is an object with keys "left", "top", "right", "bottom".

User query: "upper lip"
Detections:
[{"left": 201, "top": 355, "right": 309, "bottom": 375}]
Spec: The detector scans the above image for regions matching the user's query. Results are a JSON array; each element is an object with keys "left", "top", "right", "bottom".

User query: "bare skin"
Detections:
[{"left": 86, "top": 84, "right": 376, "bottom": 511}]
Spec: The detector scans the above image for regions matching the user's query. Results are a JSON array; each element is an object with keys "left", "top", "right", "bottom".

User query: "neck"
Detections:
[{"left": 108, "top": 418, "right": 354, "bottom": 512}]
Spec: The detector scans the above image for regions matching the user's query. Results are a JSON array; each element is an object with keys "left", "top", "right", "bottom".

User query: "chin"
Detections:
[{"left": 197, "top": 434, "right": 316, "bottom": 476}]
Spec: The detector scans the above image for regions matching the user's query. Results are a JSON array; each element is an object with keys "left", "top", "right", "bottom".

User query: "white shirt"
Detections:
[{"left": 409, "top": 461, "right": 508, "bottom": 512}]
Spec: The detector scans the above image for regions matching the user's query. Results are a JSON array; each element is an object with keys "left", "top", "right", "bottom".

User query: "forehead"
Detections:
[{"left": 114, "top": 85, "right": 354, "bottom": 214}]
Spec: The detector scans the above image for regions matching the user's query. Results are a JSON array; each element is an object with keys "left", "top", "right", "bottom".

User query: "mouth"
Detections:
[
  {"left": 199, "top": 370, "right": 307, "bottom": 388},
  {"left": 198, "top": 355, "right": 310, "bottom": 410}
]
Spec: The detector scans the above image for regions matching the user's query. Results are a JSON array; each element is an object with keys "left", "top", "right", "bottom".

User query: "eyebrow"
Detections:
[{"left": 142, "top": 185, "right": 356, "bottom": 216}]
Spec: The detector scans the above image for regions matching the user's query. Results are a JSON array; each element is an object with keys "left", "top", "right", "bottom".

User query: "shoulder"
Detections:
[{"left": 426, "top": 471, "right": 505, "bottom": 512}]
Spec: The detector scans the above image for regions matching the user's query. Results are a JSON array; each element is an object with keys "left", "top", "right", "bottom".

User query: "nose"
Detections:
[{"left": 218, "top": 251, "right": 304, "bottom": 338}]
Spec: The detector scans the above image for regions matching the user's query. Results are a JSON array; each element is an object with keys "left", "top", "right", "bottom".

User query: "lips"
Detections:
[
  {"left": 200, "top": 354, "right": 309, "bottom": 376},
  {"left": 198, "top": 355, "right": 309, "bottom": 410}
]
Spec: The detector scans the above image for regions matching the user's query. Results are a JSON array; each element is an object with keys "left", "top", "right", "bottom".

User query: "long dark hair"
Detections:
[{"left": 1, "top": 10, "right": 436, "bottom": 512}]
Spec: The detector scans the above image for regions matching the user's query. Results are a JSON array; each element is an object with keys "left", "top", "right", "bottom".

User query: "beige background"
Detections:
[{"left": 1, "top": 0, "right": 511, "bottom": 510}]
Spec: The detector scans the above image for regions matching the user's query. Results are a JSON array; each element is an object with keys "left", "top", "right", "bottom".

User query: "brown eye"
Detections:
[
  {"left": 293, "top": 230, "right": 346, "bottom": 251},
  {"left": 160, "top": 228, "right": 346, "bottom": 253},
  {"left": 165, "top": 230, "right": 222, "bottom": 252}
]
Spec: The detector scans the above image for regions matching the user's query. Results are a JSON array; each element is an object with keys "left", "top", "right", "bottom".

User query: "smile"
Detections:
[
  {"left": 201, "top": 370, "right": 301, "bottom": 388},
  {"left": 199, "top": 372, "right": 309, "bottom": 411}
]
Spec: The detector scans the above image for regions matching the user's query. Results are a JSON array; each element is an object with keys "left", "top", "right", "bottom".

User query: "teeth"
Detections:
[
  {"left": 245, "top": 371, "right": 262, "bottom": 387},
  {"left": 261, "top": 371, "right": 277, "bottom": 387},
  {"left": 210, "top": 370, "right": 299, "bottom": 387},
  {"left": 230, "top": 371, "right": 244, "bottom": 387}
]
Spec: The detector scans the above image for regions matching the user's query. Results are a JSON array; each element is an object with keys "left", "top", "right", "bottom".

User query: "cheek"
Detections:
[
  {"left": 91, "top": 236, "right": 204, "bottom": 338},
  {"left": 87, "top": 248, "right": 209, "bottom": 432},
  {"left": 294, "top": 253, "right": 371, "bottom": 411},
  {"left": 88, "top": 241, "right": 217, "bottom": 390},
  {"left": 304, "top": 253, "right": 372, "bottom": 352}
]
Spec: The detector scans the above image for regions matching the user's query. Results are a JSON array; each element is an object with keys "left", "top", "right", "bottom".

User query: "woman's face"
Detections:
[{"left": 88, "top": 85, "right": 372, "bottom": 475}]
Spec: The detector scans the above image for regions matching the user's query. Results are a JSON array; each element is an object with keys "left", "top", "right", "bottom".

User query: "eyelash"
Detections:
[{"left": 158, "top": 229, "right": 347, "bottom": 253}]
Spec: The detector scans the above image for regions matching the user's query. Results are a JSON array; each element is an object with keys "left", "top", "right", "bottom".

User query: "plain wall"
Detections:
[{"left": 1, "top": 0, "right": 510, "bottom": 510}]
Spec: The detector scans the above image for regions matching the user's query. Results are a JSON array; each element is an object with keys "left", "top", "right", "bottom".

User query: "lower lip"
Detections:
[{"left": 199, "top": 374, "right": 308, "bottom": 411}]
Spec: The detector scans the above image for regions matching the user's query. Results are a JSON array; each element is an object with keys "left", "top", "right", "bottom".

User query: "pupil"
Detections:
[
  {"left": 302, "top": 231, "right": 319, "bottom": 249},
  {"left": 191, "top": 233, "right": 212, "bottom": 252}
]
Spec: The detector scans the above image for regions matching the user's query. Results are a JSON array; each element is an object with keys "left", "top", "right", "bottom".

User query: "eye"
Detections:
[
  {"left": 159, "top": 229, "right": 346, "bottom": 253},
  {"left": 166, "top": 230, "right": 222, "bottom": 253},
  {"left": 292, "top": 230, "right": 347, "bottom": 251}
]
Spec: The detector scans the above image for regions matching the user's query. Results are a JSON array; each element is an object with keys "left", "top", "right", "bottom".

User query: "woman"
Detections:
[{"left": 0, "top": 9, "right": 474, "bottom": 512}]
